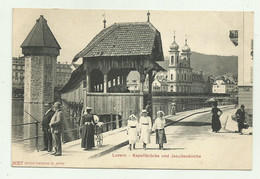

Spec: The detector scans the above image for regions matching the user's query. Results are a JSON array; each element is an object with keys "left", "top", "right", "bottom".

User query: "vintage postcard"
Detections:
[{"left": 12, "top": 8, "right": 253, "bottom": 169}]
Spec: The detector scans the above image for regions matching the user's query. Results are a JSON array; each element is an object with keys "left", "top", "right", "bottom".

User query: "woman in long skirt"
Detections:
[
  {"left": 80, "top": 107, "right": 95, "bottom": 150},
  {"left": 152, "top": 111, "right": 167, "bottom": 150},
  {"left": 211, "top": 102, "right": 223, "bottom": 132},
  {"left": 127, "top": 114, "right": 139, "bottom": 150},
  {"left": 139, "top": 110, "right": 152, "bottom": 150}
]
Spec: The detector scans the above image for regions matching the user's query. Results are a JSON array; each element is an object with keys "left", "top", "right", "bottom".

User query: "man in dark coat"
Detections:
[
  {"left": 49, "top": 102, "right": 63, "bottom": 156},
  {"left": 41, "top": 102, "right": 55, "bottom": 152},
  {"left": 145, "top": 101, "right": 152, "bottom": 118},
  {"left": 236, "top": 104, "right": 247, "bottom": 135}
]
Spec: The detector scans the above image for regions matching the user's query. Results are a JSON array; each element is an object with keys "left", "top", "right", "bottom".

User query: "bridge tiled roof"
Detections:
[{"left": 73, "top": 22, "right": 162, "bottom": 62}]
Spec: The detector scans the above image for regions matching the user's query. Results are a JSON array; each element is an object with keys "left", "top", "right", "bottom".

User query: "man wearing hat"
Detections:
[
  {"left": 49, "top": 101, "right": 63, "bottom": 156},
  {"left": 235, "top": 104, "right": 248, "bottom": 135},
  {"left": 41, "top": 102, "right": 55, "bottom": 152}
]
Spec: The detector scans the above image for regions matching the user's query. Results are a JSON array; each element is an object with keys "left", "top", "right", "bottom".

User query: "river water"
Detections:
[{"left": 12, "top": 99, "right": 80, "bottom": 152}]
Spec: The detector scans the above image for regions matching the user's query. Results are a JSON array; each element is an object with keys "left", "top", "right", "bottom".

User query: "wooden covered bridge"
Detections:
[{"left": 60, "top": 20, "right": 165, "bottom": 126}]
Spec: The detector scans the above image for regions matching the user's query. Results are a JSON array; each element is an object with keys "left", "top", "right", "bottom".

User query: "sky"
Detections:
[{"left": 12, "top": 9, "right": 250, "bottom": 63}]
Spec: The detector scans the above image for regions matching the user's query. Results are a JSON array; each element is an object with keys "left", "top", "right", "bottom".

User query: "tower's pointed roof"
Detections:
[
  {"left": 169, "top": 32, "right": 179, "bottom": 51},
  {"left": 182, "top": 38, "right": 191, "bottom": 52},
  {"left": 21, "top": 15, "right": 61, "bottom": 49}
]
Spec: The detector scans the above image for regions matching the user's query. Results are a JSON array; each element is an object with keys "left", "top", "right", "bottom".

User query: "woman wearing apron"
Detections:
[
  {"left": 80, "top": 107, "right": 95, "bottom": 150},
  {"left": 152, "top": 111, "right": 167, "bottom": 150},
  {"left": 139, "top": 110, "right": 152, "bottom": 150}
]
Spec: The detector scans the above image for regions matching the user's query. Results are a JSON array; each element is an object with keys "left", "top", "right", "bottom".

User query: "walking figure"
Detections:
[
  {"left": 171, "top": 104, "right": 176, "bottom": 115},
  {"left": 235, "top": 104, "right": 249, "bottom": 135},
  {"left": 211, "top": 101, "right": 222, "bottom": 133},
  {"left": 152, "top": 111, "right": 167, "bottom": 150},
  {"left": 145, "top": 101, "right": 152, "bottom": 118},
  {"left": 80, "top": 107, "right": 96, "bottom": 150},
  {"left": 139, "top": 110, "right": 152, "bottom": 150},
  {"left": 127, "top": 114, "right": 139, "bottom": 150}
]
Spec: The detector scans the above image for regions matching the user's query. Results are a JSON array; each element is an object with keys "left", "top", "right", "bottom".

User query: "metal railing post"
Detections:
[{"left": 110, "top": 113, "right": 113, "bottom": 130}]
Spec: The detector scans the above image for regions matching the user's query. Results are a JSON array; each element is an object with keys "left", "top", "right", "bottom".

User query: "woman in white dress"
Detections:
[
  {"left": 152, "top": 111, "right": 167, "bottom": 150},
  {"left": 127, "top": 114, "right": 139, "bottom": 150},
  {"left": 139, "top": 110, "right": 152, "bottom": 150}
]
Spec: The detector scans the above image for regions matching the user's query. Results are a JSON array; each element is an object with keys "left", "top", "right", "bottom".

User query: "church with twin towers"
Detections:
[
  {"left": 153, "top": 32, "right": 204, "bottom": 94},
  {"left": 167, "top": 33, "right": 193, "bottom": 93}
]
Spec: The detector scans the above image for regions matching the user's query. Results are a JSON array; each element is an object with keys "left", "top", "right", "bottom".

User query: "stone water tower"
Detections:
[{"left": 21, "top": 15, "right": 61, "bottom": 124}]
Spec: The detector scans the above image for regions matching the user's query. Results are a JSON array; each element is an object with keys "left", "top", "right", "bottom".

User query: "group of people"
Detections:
[
  {"left": 41, "top": 101, "right": 63, "bottom": 156},
  {"left": 127, "top": 109, "right": 167, "bottom": 150},
  {"left": 211, "top": 101, "right": 249, "bottom": 135},
  {"left": 41, "top": 100, "right": 249, "bottom": 155},
  {"left": 42, "top": 103, "right": 97, "bottom": 155}
]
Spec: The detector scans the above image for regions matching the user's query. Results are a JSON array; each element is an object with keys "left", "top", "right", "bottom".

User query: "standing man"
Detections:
[
  {"left": 49, "top": 102, "right": 63, "bottom": 156},
  {"left": 41, "top": 102, "right": 55, "bottom": 152},
  {"left": 145, "top": 101, "right": 152, "bottom": 118},
  {"left": 171, "top": 103, "right": 176, "bottom": 115},
  {"left": 235, "top": 104, "right": 247, "bottom": 135}
]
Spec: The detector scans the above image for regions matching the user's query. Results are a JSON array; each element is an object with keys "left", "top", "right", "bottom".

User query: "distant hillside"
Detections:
[
  {"left": 190, "top": 52, "right": 238, "bottom": 77},
  {"left": 165, "top": 52, "right": 238, "bottom": 77},
  {"left": 128, "top": 52, "right": 238, "bottom": 82}
]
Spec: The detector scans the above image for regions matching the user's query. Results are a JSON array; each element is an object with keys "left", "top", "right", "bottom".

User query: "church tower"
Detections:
[
  {"left": 180, "top": 37, "right": 192, "bottom": 93},
  {"left": 21, "top": 15, "right": 61, "bottom": 124},
  {"left": 167, "top": 34, "right": 193, "bottom": 93},
  {"left": 168, "top": 32, "right": 179, "bottom": 92},
  {"left": 181, "top": 38, "right": 191, "bottom": 66}
]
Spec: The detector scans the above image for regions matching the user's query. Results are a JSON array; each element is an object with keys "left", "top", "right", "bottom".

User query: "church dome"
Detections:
[
  {"left": 182, "top": 44, "right": 191, "bottom": 52},
  {"left": 182, "top": 39, "right": 191, "bottom": 52},
  {"left": 169, "top": 41, "right": 179, "bottom": 50}
]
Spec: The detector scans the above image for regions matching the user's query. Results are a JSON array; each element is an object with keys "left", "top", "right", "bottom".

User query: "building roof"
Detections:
[
  {"left": 21, "top": 15, "right": 61, "bottom": 49},
  {"left": 192, "top": 72, "right": 204, "bottom": 82},
  {"left": 215, "top": 75, "right": 236, "bottom": 84},
  {"left": 73, "top": 22, "right": 163, "bottom": 62},
  {"left": 158, "top": 80, "right": 169, "bottom": 86},
  {"left": 157, "top": 60, "right": 169, "bottom": 71},
  {"left": 60, "top": 64, "right": 85, "bottom": 93},
  {"left": 153, "top": 79, "right": 168, "bottom": 86}
]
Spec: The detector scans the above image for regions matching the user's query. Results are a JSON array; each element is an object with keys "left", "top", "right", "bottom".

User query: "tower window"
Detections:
[
  {"left": 171, "top": 74, "right": 173, "bottom": 80},
  {"left": 171, "top": 56, "right": 174, "bottom": 65}
]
